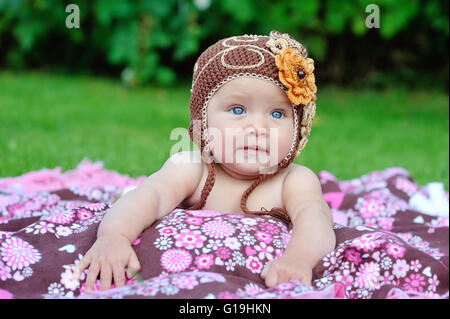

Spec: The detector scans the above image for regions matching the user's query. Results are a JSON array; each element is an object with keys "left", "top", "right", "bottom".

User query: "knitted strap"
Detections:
[
  {"left": 186, "top": 161, "right": 216, "bottom": 210},
  {"left": 239, "top": 167, "right": 291, "bottom": 223}
]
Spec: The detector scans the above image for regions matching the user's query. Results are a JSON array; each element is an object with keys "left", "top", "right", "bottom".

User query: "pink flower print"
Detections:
[
  {"left": 397, "top": 232, "right": 412, "bottom": 242},
  {"left": 386, "top": 243, "right": 405, "bottom": 259},
  {"left": 0, "top": 261, "right": 12, "bottom": 280},
  {"left": 202, "top": 220, "right": 235, "bottom": 239},
  {"left": 379, "top": 270, "right": 394, "bottom": 285},
  {"left": 33, "top": 221, "right": 55, "bottom": 235},
  {"left": 393, "top": 178, "right": 418, "bottom": 195},
  {"left": 345, "top": 249, "right": 362, "bottom": 265},
  {"left": 255, "top": 231, "right": 273, "bottom": 244},
  {"left": 217, "top": 291, "right": 238, "bottom": 299},
  {"left": 281, "top": 231, "right": 292, "bottom": 247},
  {"left": 152, "top": 273, "right": 170, "bottom": 287},
  {"left": 246, "top": 256, "right": 263, "bottom": 274},
  {"left": 159, "top": 226, "right": 177, "bottom": 237},
  {"left": 0, "top": 288, "right": 13, "bottom": 299},
  {"left": 161, "top": 249, "right": 192, "bottom": 273},
  {"left": 0, "top": 231, "right": 12, "bottom": 240},
  {"left": 244, "top": 283, "right": 264, "bottom": 296},
  {"left": 335, "top": 269, "right": 354, "bottom": 289},
  {"left": 206, "top": 239, "right": 223, "bottom": 250},
  {"left": 61, "top": 269, "right": 79, "bottom": 290},
  {"left": 403, "top": 274, "right": 426, "bottom": 292},
  {"left": 378, "top": 217, "right": 394, "bottom": 230},
  {"left": 254, "top": 242, "right": 274, "bottom": 261},
  {"left": 186, "top": 217, "right": 203, "bottom": 226},
  {"left": 79, "top": 281, "right": 102, "bottom": 294},
  {"left": 83, "top": 203, "right": 106, "bottom": 212},
  {"left": 174, "top": 229, "right": 206, "bottom": 250},
  {"left": 56, "top": 226, "right": 72, "bottom": 237},
  {"left": 47, "top": 194, "right": 60, "bottom": 206},
  {"left": 275, "top": 249, "right": 284, "bottom": 258},
  {"left": 24, "top": 199, "right": 41, "bottom": 211},
  {"left": 357, "top": 198, "right": 385, "bottom": 219},
  {"left": 154, "top": 236, "right": 173, "bottom": 250},
  {"left": 258, "top": 222, "right": 280, "bottom": 235},
  {"left": 136, "top": 285, "right": 158, "bottom": 297},
  {"left": 354, "top": 262, "right": 380, "bottom": 289},
  {"left": 392, "top": 259, "right": 409, "bottom": 278},
  {"left": 172, "top": 275, "right": 198, "bottom": 290},
  {"left": 414, "top": 241, "right": 429, "bottom": 249},
  {"left": 275, "top": 282, "right": 295, "bottom": 291},
  {"left": 428, "top": 274, "right": 439, "bottom": 292},
  {"left": 188, "top": 210, "right": 221, "bottom": 217},
  {"left": 215, "top": 247, "right": 231, "bottom": 260},
  {"left": 351, "top": 233, "right": 383, "bottom": 252},
  {"left": 195, "top": 254, "right": 214, "bottom": 269},
  {"left": 224, "top": 237, "right": 241, "bottom": 250},
  {"left": 410, "top": 259, "right": 422, "bottom": 272},
  {"left": 45, "top": 210, "right": 75, "bottom": 224},
  {"left": 241, "top": 217, "right": 258, "bottom": 226},
  {"left": 77, "top": 209, "right": 92, "bottom": 221},
  {"left": 323, "top": 249, "right": 343, "bottom": 269},
  {"left": 1, "top": 237, "right": 41, "bottom": 271}
]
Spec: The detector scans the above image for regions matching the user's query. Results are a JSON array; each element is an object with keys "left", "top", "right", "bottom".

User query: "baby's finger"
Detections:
[
  {"left": 276, "top": 269, "right": 290, "bottom": 286},
  {"left": 100, "top": 263, "right": 112, "bottom": 291},
  {"left": 126, "top": 251, "right": 141, "bottom": 279},
  {"left": 74, "top": 254, "right": 91, "bottom": 279},
  {"left": 302, "top": 278, "right": 312, "bottom": 286},
  {"left": 265, "top": 268, "right": 278, "bottom": 288},
  {"left": 261, "top": 260, "right": 273, "bottom": 279},
  {"left": 299, "top": 274, "right": 312, "bottom": 286},
  {"left": 85, "top": 261, "right": 100, "bottom": 292},
  {"left": 112, "top": 264, "right": 126, "bottom": 287}
]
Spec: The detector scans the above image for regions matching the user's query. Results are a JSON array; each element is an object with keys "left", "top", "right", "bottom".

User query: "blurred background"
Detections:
[{"left": 0, "top": 0, "right": 448, "bottom": 189}]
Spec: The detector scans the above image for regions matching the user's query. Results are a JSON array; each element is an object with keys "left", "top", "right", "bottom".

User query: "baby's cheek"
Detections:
[
  {"left": 272, "top": 129, "right": 294, "bottom": 160},
  {"left": 210, "top": 131, "right": 235, "bottom": 163}
]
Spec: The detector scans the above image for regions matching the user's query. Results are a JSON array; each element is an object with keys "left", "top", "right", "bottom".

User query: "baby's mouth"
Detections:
[{"left": 241, "top": 145, "right": 269, "bottom": 154}]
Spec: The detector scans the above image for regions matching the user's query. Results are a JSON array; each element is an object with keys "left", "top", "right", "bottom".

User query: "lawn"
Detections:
[{"left": 1, "top": 71, "right": 448, "bottom": 190}]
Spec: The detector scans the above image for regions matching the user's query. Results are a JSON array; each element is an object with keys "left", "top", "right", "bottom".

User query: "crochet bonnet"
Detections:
[{"left": 186, "top": 30, "right": 317, "bottom": 223}]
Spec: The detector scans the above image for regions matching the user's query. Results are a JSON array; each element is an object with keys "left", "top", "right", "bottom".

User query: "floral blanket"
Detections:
[{"left": 0, "top": 159, "right": 448, "bottom": 299}]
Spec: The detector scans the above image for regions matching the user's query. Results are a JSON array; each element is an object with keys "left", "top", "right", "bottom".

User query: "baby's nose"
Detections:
[
  {"left": 245, "top": 115, "right": 268, "bottom": 135},
  {"left": 245, "top": 126, "right": 268, "bottom": 136}
]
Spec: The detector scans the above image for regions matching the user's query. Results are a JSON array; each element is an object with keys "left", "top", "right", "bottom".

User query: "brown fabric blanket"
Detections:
[{"left": 0, "top": 167, "right": 448, "bottom": 299}]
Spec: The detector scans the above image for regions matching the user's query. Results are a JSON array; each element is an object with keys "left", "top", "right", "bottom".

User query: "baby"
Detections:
[{"left": 75, "top": 31, "right": 336, "bottom": 292}]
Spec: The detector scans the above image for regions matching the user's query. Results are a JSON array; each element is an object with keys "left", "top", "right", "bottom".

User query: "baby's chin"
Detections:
[
  {"left": 233, "top": 163, "right": 278, "bottom": 175},
  {"left": 212, "top": 149, "right": 281, "bottom": 175},
  {"left": 220, "top": 158, "right": 279, "bottom": 176}
]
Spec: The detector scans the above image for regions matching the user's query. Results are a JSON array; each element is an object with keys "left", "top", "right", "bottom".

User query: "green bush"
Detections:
[{"left": 0, "top": 0, "right": 448, "bottom": 88}]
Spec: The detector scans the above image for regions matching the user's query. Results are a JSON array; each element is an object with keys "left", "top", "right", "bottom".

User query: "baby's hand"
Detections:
[
  {"left": 74, "top": 234, "right": 141, "bottom": 292},
  {"left": 261, "top": 254, "right": 313, "bottom": 288}
]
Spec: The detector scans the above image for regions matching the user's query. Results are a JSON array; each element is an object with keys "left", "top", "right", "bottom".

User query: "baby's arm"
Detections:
[
  {"left": 98, "top": 151, "right": 203, "bottom": 242},
  {"left": 75, "top": 151, "right": 203, "bottom": 291},
  {"left": 261, "top": 165, "right": 336, "bottom": 287}
]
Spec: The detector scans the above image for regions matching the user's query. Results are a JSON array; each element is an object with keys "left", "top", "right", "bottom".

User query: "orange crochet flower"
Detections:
[{"left": 275, "top": 48, "right": 317, "bottom": 105}]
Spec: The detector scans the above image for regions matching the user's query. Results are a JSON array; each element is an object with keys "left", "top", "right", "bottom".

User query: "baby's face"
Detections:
[{"left": 207, "top": 77, "right": 294, "bottom": 177}]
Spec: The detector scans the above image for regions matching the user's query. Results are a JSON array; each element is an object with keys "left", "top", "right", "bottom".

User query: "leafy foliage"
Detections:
[{"left": 0, "top": 0, "right": 448, "bottom": 88}]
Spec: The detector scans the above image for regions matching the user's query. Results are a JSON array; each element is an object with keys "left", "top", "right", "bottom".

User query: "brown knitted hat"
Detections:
[{"left": 186, "top": 30, "right": 317, "bottom": 223}]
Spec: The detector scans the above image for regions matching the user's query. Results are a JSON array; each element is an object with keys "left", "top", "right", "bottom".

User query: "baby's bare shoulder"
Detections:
[
  {"left": 163, "top": 150, "right": 204, "bottom": 181},
  {"left": 282, "top": 163, "right": 323, "bottom": 196},
  {"left": 146, "top": 150, "right": 204, "bottom": 197}
]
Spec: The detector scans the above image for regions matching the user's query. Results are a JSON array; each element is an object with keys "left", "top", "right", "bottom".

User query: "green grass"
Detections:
[{"left": 1, "top": 71, "right": 448, "bottom": 190}]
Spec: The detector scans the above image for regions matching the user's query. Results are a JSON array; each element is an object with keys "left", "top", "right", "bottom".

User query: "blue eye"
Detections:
[
  {"left": 230, "top": 106, "right": 245, "bottom": 115},
  {"left": 271, "top": 110, "right": 284, "bottom": 119}
]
